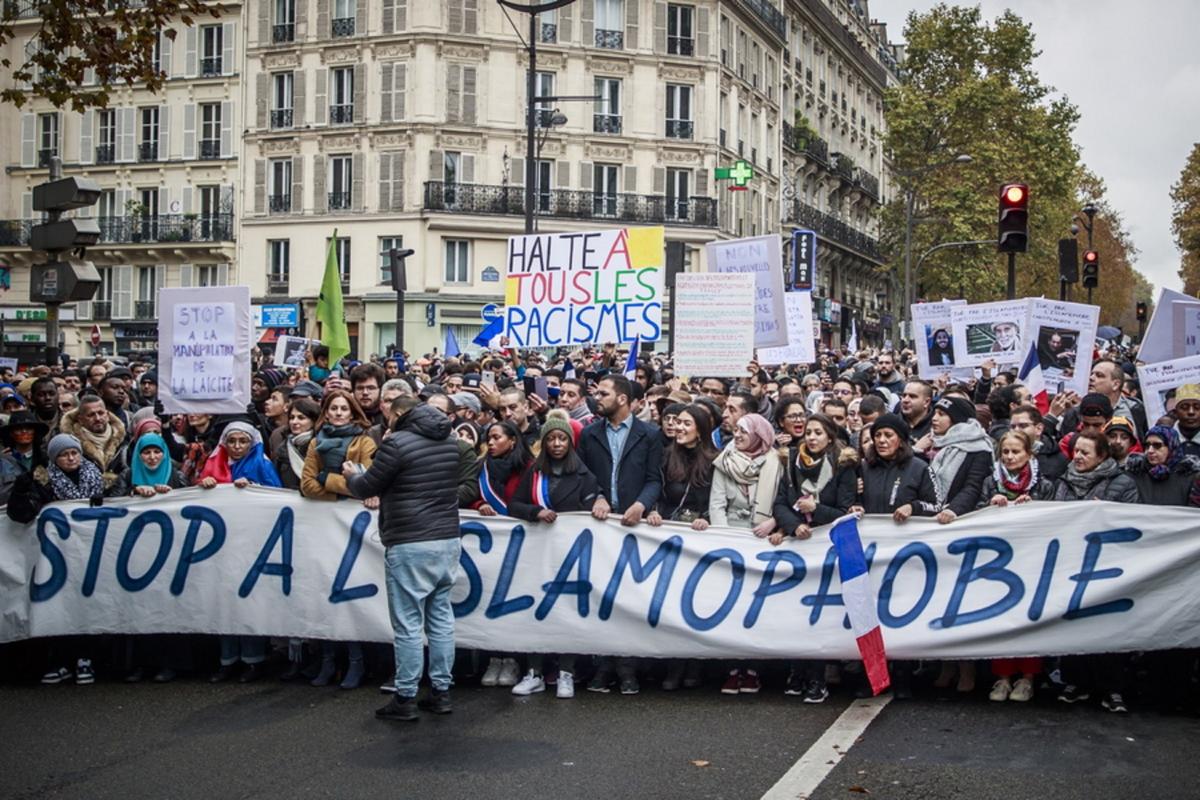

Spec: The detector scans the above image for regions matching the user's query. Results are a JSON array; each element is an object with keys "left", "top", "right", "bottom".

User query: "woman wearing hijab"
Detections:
[
  {"left": 273, "top": 397, "right": 321, "bottom": 490},
  {"left": 1051, "top": 431, "right": 1139, "bottom": 712},
  {"left": 198, "top": 422, "right": 280, "bottom": 683},
  {"left": 197, "top": 421, "right": 283, "bottom": 490},
  {"left": 1124, "top": 426, "right": 1199, "bottom": 506},
  {"left": 773, "top": 413, "right": 858, "bottom": 702},
  {"left": 705, "top": 413, "right": 783, "bottom": 697},
  {"left": 8, "top": 434, "right": 104, "bottom": 685},
  {"left": 110, "top": 431, "right": 190, "bottom": 683},
  {"left": 473, "top": 420, "right": 534, "bottom": 689},
  {"left": 507, "top": 412, "right": 599, "bottom": 700},
  {"left": 300, "top": 389, "right": 377, "bottom": 690},
  {"left": 110, "top": 431, "right": 188, "bottom": 498},
  {"left": 0, "top": 410, "right": 48, "bottom": 505}
]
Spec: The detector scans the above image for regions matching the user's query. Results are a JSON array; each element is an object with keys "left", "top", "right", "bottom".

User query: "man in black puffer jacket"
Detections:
[{"left": 345, "top": 398, "right": 461, "bottom": 722}]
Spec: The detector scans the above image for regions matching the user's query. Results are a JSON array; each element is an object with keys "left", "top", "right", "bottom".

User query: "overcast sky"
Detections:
[{"left": 872, "top": 0, "right": 1200, "bottom": 293}]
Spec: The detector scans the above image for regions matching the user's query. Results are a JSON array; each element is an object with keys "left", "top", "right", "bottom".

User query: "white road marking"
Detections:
[{"left": 760, "top": 694, "right": 893, "bottom": 800}]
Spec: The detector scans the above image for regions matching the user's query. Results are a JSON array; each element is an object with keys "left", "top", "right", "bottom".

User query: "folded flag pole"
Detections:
[{"left": 830, "top": 513, "right": 890, "bottom": 696}]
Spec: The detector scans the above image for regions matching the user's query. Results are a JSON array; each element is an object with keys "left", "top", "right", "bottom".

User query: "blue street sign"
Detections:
[
  {"left": 791, "top": 229, "right": 816, "bottom": 291},
  {"left": 253, "top": 303, "right": 300, "bottom": 328}
]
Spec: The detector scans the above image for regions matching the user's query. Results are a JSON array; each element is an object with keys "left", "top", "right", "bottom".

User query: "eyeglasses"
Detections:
[{"left": 1144, "top": 441, "right": 1167, "bottom": 449}]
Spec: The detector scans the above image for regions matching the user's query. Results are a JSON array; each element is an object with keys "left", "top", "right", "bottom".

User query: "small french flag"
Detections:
[
  {"left": 563, "top": 358, "right": 576, "bottom": 380},
  {"left": 1017, "top": 339, "right": 1050, "bottom": 414},
  {"left": 830, "top": 513, "right": 890, "bottom": 696},
  {"left": 624, "top": 337, "right": 640, "bottom": 379}
]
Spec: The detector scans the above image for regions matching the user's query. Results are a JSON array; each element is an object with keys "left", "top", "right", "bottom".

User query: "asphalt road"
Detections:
[{"left": 3, "top": 674, "right": 1199, "bottom": 800}]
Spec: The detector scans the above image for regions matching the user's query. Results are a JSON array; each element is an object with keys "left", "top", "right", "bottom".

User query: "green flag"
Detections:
[{"left": 317, "top": 230, "right": 350, "bottom": 366}]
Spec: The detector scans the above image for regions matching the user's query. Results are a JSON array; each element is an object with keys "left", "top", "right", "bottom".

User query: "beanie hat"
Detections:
[
  {"left": 1176, "top": 384, "right": 1200, "bottom": 405},
  {"left": 1079, "top": 393, "right": 1114, "bottom": 419},
  {"left": 48, "top": 433, "right": 82, "bottom": 463},
  {"left": 139, "top": 370, "right": 158, "bottom": 385},
  {"left": 871, "top": 413, "right": 911, "bottom": 443},
  {"left": 934, "top": 395, "right": 976, "bottom": 427},
  {"left": 541, "top": 410, "right": 576, "bottom": 446},
  {"left": 289, "top": 379, "right": 324, "bottom": 399},
  {"left": 1105, "top": 416, "right": 1136, "bottom": 437},
  {"left": 255, "top": 368, "right": 286, "bottom": 392}
]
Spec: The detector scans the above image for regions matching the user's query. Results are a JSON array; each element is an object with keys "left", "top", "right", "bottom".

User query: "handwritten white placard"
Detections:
[
  {"left": 706, "top": 235, "right": 788, "bottom": 349},
  {"left": 674, "top": 273, "right": 756, "bottom": 377}
]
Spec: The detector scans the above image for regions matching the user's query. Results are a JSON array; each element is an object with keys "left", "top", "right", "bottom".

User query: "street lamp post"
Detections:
[
  {"left": 897, "top": 153, "right": 972, "bottom": 341},
  {"left": 497, "top": 0, "right": 579, "bottom": 235}
]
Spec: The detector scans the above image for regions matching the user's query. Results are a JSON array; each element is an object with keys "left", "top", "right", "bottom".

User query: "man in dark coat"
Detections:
[{"left": 345, "top": 399, "right": 461, "bottom": 722}]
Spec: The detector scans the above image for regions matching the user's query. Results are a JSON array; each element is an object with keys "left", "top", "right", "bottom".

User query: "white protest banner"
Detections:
[
  {"left": 158, "top": 286, "right": 252, "bottom": 414},
  {"left": 950, "top": 299, "right": 1031, "bottom": 367},
  {"left": 911, "top": 299, "right": 972, "bottom": 380},
  {"left": 1140, "top": 288, "right": 1200, "bottom": 364},
  {"left": 1137, "top": 354, "right": 1200, "bottom": 425},
  {"left": 0, "top": 357, "right": 18, "bottom": 373},
  {"left": 5, "top": 487, "right": 1200, "bottom": 661},
  {"left": 758, "top": 291, "right": 816, "bottom": 365},
  {"left": 274, "top": 335, "right": 319, "bottom": 369},
  {"left": 503, "top": 226, "right": 664, "bottom": 348},
  {"left": 706, "top": 234, "right": 788, "bottom": 349},
  {"left": 1027, "top": 299, "right": 1099, "bottom": 396},
  {"left": 673, "top": 273, "right": 756, "bottom": 378}
]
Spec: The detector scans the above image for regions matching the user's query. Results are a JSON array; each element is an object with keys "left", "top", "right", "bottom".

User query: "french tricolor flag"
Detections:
[
  {"left": 830, "top": 513, "right": 890, "bottom": 696},
  {"left": 624, "top": 337, "right": 640, "bottom": 379},
  {"left": 1017, "top": 339, "right": 1050, "bottom": 414}
]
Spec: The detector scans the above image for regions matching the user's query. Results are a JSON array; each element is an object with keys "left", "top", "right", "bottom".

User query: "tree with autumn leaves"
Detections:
[
  {"left": 881, "top": 4, "right": 1151, "bottom": 326},
  {"left": 1171, "top": 143, "right": 1200, "bottom": 296}
]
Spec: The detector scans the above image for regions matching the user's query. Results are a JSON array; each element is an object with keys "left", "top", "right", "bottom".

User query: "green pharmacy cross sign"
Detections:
[{"left": 714, "top": 160, "right": 754, "bottom": 191}]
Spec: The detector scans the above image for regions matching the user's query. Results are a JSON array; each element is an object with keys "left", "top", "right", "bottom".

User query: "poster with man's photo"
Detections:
[
  {"left": 1137, "top": 354, "right": 1200, "bottom": 426},
  {"left": 274, "top": 335, "right": 320, "bottom": 369},
  {"left": 1028, "top": 299, "right": 1099, "bottom": 396},
  {"left": 911, "top": 299, "right": 973, "bottom": 380},
  {"left": 950, "top": 300, "right": 1031, "bottom": 368}
]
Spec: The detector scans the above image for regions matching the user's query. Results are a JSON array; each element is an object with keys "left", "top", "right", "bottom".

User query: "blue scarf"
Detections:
[
  {"left": 230, "top": 442, "right": 283, "bottom": 488},
  {"left": 131, "top": 432, "right": 173, "bottom": 487}
]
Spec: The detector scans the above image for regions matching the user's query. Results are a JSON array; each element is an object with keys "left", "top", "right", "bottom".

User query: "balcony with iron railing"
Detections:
[
  {"left": 331, "top": 17, "right": 354, "bottom": 37},
  {"left": 92, "top": 301, "right": 113, "bottom": 320},
  {"left": 199, "top": 139, "right": 221, "bottom": 159},
  {"left": 329, "top": 104, "right": 354, "bottom": 124},
  {"left": 668, "top": 36, "right": 694, "bottom": 56},
  {"left": 423, "top": 182, "right": 718, "bottom": 227},
  {"left": 530, "top": 108, "right": 556, "bottom": 128},
  {"left": 270, "top": 109, "right": 293, "bottom": 129},
  {"left": 804, "top": 135, "right": 829, "bottom": 164},
  {"left": 593, "top": 114, "right": 622, "bottom": 134},
  {"left": 269, "top": 194, "right": 292, "bottom": 213},
  {"left": 200, "top": 57, "right": 222, "bottom": 76},
  {"left": 37, "top": 148, "right": 57, "bottom": 168},
  {"left": 735, "top": 0, "right": 786, "bottom": 42},
  {"left": 95, "top": 144, "right": 115, "bottom": 164},
  {"left": 595, "top": 29, "right": 623, "bottom": 49},
  {"left": 268, "top": 274, "right": 290, "bottom": 294},
  {"left": 0, "top": 214, "right": 235, "bottom": 247},
  {"left": 272, "top": 22, "right": 294, "bottom": 42},
  {"left": 138, "top": 141, "right": 158, "bottom": 162},
  {"left": 854, "top": 168, "right": 880, "bottom": 200},
  {"left": 328, "top": 192, "right": 352, "bottom": 211},
  {"left": 540, "top": 22, "right": 556, "bottom": 43},
  {"left": 833, "top": 152, "right": 855, "bottom": 182},
  {"left": 789, "top": 201, "right": 881, "bottom": 262},
  {"left": 665, "top": 119, "right": 694, "bottom": 140},
  {"left": 134, "top": 300, "right": 156, "bottom": 320}
]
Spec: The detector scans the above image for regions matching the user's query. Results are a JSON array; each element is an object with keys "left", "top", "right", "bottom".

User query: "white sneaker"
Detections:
[
  {"left": 481, "top": 657, "right": 503, "bottom": 687},
  {"left": 75, "top": 659, "right": 95, "bottom": 685},
  {"left": 557, "top": 671, "right": 575, "bottom": 699},
  {"left": 988, "top": 679, "right": 1011, "bottom": 702},
  {"left": 41, "top": 666, "right": 71, "bottom": 685},
  {"left": 511, "top": 670, "right": 545, "bottom": 696},
  {"left": 1009, "top": 678, "right": 1034, "bottom": 702},
  {"left": 497, "top": 658, "right": 521, "bottom": 687}
]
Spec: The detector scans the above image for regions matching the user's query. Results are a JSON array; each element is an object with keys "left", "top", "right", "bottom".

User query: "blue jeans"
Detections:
[
  {"left": 385, "top": 538, "right": 461, "bottom": 698},
  {"left": 219, "top": 635, "right": 266, "bottom": 666}
]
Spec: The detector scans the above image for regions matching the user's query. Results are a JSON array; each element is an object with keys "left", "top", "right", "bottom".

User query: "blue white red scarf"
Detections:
[
  {"left": 478, "top": 461, "right": 508, "bottom": 515},
  {"left": 531, "top": 470, "right": 552, "bottom": 510}
]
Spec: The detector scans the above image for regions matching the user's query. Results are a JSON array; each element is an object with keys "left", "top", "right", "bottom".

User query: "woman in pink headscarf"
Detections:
[
  {"left": 710, "top": 413, "right": 781, "bottom": 535},
  {"left": 708, "top": 413, "right": 782, "bottom": 697}
]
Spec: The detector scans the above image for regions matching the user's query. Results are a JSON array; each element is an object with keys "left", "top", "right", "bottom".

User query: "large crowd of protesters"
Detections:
[{"left": 2, "top": 334, "right": 1198, "bottom": 717}]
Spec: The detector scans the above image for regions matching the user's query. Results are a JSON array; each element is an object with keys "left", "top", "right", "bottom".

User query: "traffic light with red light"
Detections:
[
  {"left": 1082, "top": 249, "right": 1099, "bottom": 289},
  {"left": 997, "top": 183, "right": 1029, "bottom": 253},
  {"left": 1136, "top": 301, "right": 1148, "bottom": 322}
]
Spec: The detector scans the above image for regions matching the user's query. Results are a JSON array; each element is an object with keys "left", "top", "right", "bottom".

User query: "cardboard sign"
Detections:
[
  {"left": 673, "top": 273, "right": 756, "bottom": 377},
  {"left": 950, "top": 300, "right": 1031, "bottom": 367},
  {"left": 503, "top": 227, "right": 664, "bottom": 347},
  {"left": 758, "top": 291, "right": 817, "bottom": 365},
  {"left": 1138, "top": 354, "right": 1200, "bottom": 425},
  {"left": 1028, "top": 299, "right": 1100, "bottom": 396},
  {"left": 706, "top": 234, "right": 788, "bottom": 348},
  {"left": 912, "top": 299, "right": 972, "bottom": 380},
  {"left": 158, "top": 286, "right": 252, "bottom": 414}
]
